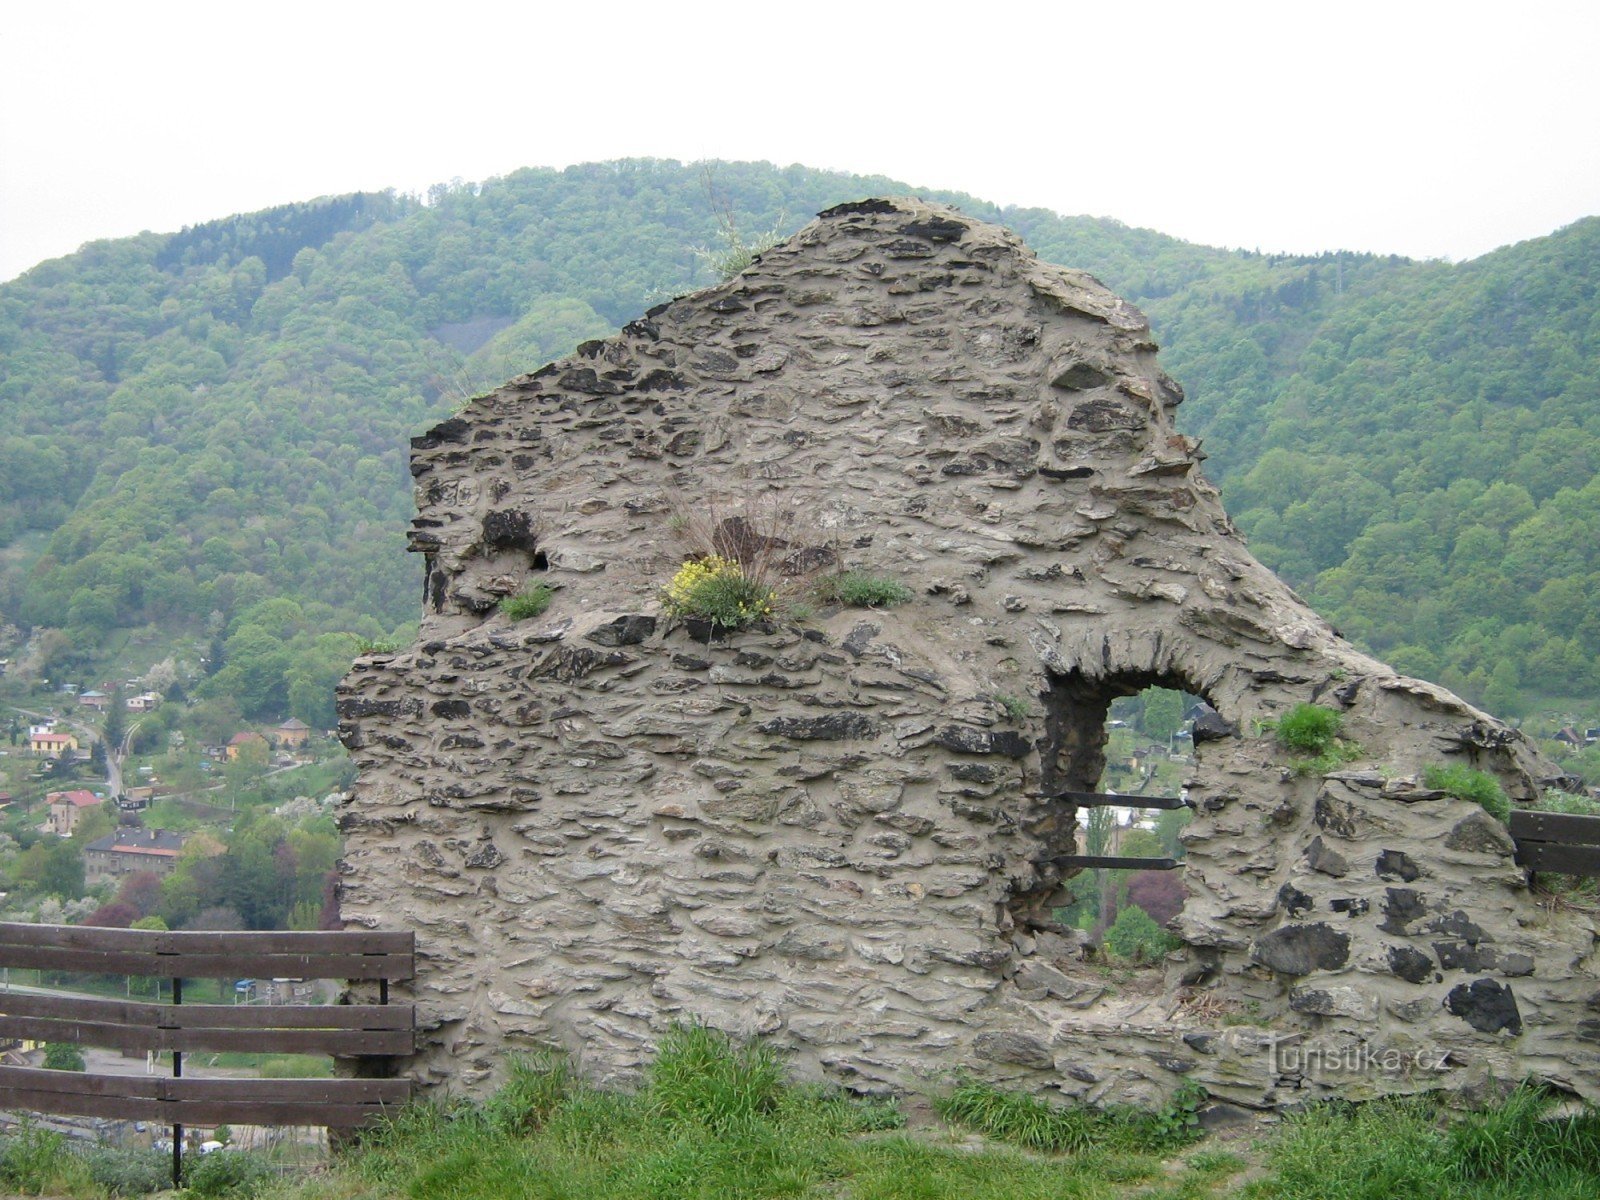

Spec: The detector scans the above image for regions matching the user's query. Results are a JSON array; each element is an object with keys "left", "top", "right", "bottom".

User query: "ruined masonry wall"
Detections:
[{"left": 337, "top": 199, "right": 1598, "bottom": 1108}]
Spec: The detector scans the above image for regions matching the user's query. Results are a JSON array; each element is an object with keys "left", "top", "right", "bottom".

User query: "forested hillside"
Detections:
[{"left": 0, "top": 159, "right": 1595, "bottom": 748}]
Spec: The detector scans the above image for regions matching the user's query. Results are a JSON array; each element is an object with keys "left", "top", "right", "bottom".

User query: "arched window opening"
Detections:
[{"left": 1039, "top": 674, "right": 1213, "bottom": 962}]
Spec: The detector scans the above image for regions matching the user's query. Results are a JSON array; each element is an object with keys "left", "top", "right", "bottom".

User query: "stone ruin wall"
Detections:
[{"left": 337, "top": 199, "right": 1599, "bottom": 1110}]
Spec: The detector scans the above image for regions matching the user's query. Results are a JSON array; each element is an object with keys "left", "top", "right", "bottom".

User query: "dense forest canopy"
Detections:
[{"left": 0, "top": 159, "right": 1596, "bottom": 741}]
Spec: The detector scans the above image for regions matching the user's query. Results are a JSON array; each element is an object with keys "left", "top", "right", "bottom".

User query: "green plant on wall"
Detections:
[
  {"left": 661, "top": 556, "right": 775, "bottom": 630},
  {"left": 500, "top": 584, "right": 553, "bottom": 621},
  {"left": 1271, "top": 703, "right": 1362, "bottom": 775},
  {"left": 995, "top": 693, "right": 1034, "bottom": 723},
  {"left": 1423, "top": 763, "right": 1512, "bottom": 824},
  {"left": 815, "top": 570, "right": 912, "bottom": 609}
]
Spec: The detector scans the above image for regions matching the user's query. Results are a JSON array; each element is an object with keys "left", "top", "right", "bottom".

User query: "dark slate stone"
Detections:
[
  {"left": 1039, "top": 464, "right": 1096, "bottom": 481},
  {"left": 884, "top": 239, "right": 938, "bottom": 260},
  {"left": 1314, "top": 794, "right": 1360, "bottom": 839},
  {"left": 1250, "top": 923, "right": 1351, "bottom": 975},
  {"left": 336, "top": 696, "right": 423, "bottom": 720},
  {"left": 1288, "top": 989, "right": 1348, "bottom": 1017},
  {"left": 1151, "top": 1054, "right": 1197, "bottom": 1074},
  {"left": 842, "top": 621, "right": 880, "bottom": 658},
  {"left": 900, "top": 216, "right": 968, "bottom": 242},
  {"left": 559, "top": 367, "right": 622, "bottom": 395},
  {"left": 1434, "top": 941, "right": 1484, "bottom": 971},
  {"left": 681, "top": 618, "right": 730, "bottom": 643},
  {"left": 1066, "top": 397, "right": 1143, "bottom": 432},
  {"left": 934, "top": 725, "right": 993, "bottom": 754},
  {"left": 586, "top": 615, "right": 657, "bottom": 647},
  {"left": 928, "top": 944, "right": 1013, "bottom": 972},
  {"left": 989, "top": 730, "right": 1032, "bottom": 758},
  {"left": 1191, "top": 709, "right": 1238, "bottom": 744},
  {"left": 1376, "top": 850, "right": 1422, "bottom": 882},
  {"left": 1445, "top": 979, "right": 1523, "bottom": 1035},
  {"left": 972, "top": 1031, "right": 1054, "bottom": 1070},
  {"left": 947, "top": 762, "right": 1000, "bottom": 783},
  {"left": 1495, "top": 952, "right": 1534, "bottom": 977},
  {"left": 1380, "top": 888, "right": 1427, "bottom": 934},
  {"left": 1329, "top": 897, "right": 1370, "bottom": 918},
  {"left": 1427, "top": 911, "right": 1488, "bottom": 945},
  {"left": 1182, "top": 1032, "right": 1218, "bottom": 1054},
  {"left": 1305, "top": 836, "right": 1350, "bottom": 877},
  {"left": 672, "top": 653, "right": 712, "bottom": 671},
  {"left": 821, "top": 199, "right": 900, "bottom": 217},
  {"left": 1443, "top": 810, "right": 1516, "bottom": 855},
  {"left": 1050, "top": 358, "right": 1113, "bottom": 391},
  {"left": 464, "top": 842, "right": 506, "bottom": 869},
  {"left": 1389, "top": 945, "right": 1436, "bottom": 984},
  {"left": 758, "top": 713, "right": 880, "bottom": 741},
  {"left": 774, "top": 930, "right": 846, "bottom": 961},
  {"left": 411, "top": 416, "right": 470, "bottom": 450},
  {"left": 708, "top": 296, "right": 747, "bottom": 314},
  {"left": 481, "top": 508, "right": 540, "bottom": 553},
  {"left": 532, "top": 646, "right": 636, "bottom": 682},
  {"left": 1277, "top": 882, "right": 1314, "bottom": 917},
  {"left": 638, "top": 368, "right": 687, "bottom": 391}
]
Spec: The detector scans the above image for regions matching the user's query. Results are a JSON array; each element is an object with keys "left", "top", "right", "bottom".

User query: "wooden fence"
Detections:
[
  {"left": 1508, "top": 809, "right": 1600, "bottom": 876},
  {"left": 0, "top": 923, "right": 413, "bottom": 1182}
]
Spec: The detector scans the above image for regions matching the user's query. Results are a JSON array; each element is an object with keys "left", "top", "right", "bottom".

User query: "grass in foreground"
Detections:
[
  {"left": 1244, "top": 1084, "right": 1600, "bottom": 1200},
  {"left": 3, "top": 1031, "right": 1597, "bottom": 1199},
  {"left": 268, "top": 1027, "right": 1188, "bottom": 1200}
]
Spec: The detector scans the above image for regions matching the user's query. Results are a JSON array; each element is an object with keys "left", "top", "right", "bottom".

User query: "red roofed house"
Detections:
[
  {"left": 29, "top": 731, "right": 78, "bottom": 758},
  {"left": 84, "top": 828, "right": 186, "bottom": 885},
  {"left": 47, "top": 790, "right": 101, "bottom": 836}
]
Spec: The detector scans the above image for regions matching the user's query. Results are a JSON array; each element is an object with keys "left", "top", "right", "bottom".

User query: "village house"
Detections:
[
  {"left": 29, "top": 731, "right": 78, "bottom": 758},
  {"left": 83, "top": 828, "right": 185, "bottom": 885},
  {"left": 78, "top": 690, "right": 110, "bottom": 712},
  {"left": 126, "top": 692, "right": 161, "bottom": 712},
  {"left": 47, "top": 789, "right": 101, "bottom": 836},
  {"left": 274, "top": 718, "right": 310, "bottom": 749},
  {"left": 225, "top": 731, "right": 267, "bottom": 760}
]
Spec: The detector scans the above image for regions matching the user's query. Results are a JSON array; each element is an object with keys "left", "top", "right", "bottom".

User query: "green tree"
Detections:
[
  {"left": 41, "top": 1043, "right": 86, "bottom": 1072},
  {"left": 1141, "top": 689, "right": 1185, "bottom": 745}
]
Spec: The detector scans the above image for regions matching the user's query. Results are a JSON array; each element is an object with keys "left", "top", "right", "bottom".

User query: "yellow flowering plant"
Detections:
[{"left": 662, "top": 555, "right": 776, "bottom": 629}]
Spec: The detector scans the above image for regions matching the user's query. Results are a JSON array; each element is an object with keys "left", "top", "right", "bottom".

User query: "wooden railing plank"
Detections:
[
  {"left": 1053, "top": 854, "right": 1179, "bottom": 871},
  {"left": 0, "top": 993, "right": 411, "bottom": 1030},
  {"left": 1048, "top": 790, "right": 1189, "bottom": 810},
  {"left": 0, "top": 1066, "right": 409, "bottom": 1127},
  {"left": 0, "top": 925, "right": 414, "bottom": 979},
  {"left": 1508, "top": 810, "right": 1600, "bottom": 847},
  {"left": 0, "top": 925, "right": 414, "bottom": 1137},
  {"left": 1513, "top": 841, "right": 1600, "bottom": 876}
]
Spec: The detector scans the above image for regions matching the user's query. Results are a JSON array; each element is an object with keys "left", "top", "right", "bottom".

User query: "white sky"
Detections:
[{"left": 2, "top": 1, "right": 1598, "bottom": 283}]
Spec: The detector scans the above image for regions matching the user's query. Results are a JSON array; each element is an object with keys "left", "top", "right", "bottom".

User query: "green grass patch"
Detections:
[
  {"left": 995, "top": 693, "right": 1034, "bottom": 722},
  {"left": 1246, "top": 1084, "right": 1600, "bottom": 1199},
  {"left": 816, "top": 570, "right": 913, "bottom": 608},
  {"left": 1274, "top": 703, "right": 1344, "bottom": 753},
  {"left": 244, "top": 1037, "right": 1600, "bottom": 1200},
  {"left": 499, "top": 583, "right": 554, "bottom": 621},
  {"left": 1270, "top": 702, "right": 1363, "bottom": 775},
  {"left": 934, "top": 1079, "right": 1204, "bottom": 1155},
  {"left": 1423, "top": 763, "right": 1511, "bottom": 823}
]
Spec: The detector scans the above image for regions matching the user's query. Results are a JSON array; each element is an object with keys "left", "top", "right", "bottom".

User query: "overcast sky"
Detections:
[{"left": 3, "top": 1, "right": 1597, "bottom": 284}]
